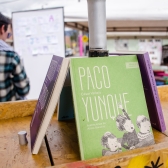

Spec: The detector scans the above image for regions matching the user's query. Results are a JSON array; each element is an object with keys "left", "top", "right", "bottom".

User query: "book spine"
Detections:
[{"left": 144, "top": 53, "right": 166, "bottom": 132}]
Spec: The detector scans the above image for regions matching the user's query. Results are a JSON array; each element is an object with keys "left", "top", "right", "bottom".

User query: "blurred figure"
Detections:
[
  {"left": 0, "top": 13, "right": 30, "bottom": 102},
  {"left": 85, "top": 43, "right": 89, "bottom": 56},
  {"left": 163, "top": 56, "right": 168, "bottom": 65}
]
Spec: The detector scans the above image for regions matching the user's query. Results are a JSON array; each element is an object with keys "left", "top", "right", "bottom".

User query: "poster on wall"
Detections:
[
  {"left": 12, "top": 8, "right": 65, "bottom": 99},
  {"left": 138, "top": 39, "right": 162, "bottom": 65},
  {"left": 113, "top": 39, "right": 162, "bottom": 65}
]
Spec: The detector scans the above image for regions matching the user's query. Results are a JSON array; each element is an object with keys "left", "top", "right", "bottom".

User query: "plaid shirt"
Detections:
[{"left": 0, "top": 50, "right": 30, "bottom": 102}]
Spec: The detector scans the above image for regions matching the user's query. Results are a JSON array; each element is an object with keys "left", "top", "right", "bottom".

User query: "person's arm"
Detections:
[
  {"left": 11, "top": 53, "right": 30, "bottom": 97},
  {"left": 121, "top": 108, "right": 130, "bottom": 120},
  {"left": 118, "top": 103, "right": 130, "bottom": 120}
]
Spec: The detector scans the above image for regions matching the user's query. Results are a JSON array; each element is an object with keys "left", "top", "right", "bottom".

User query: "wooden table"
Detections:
[
  {"left": 0, "top": 116, "right": 51, "bottom": 168},
  {"left": 0, "top": 100, "right": 53, "bottom": 168},
  {"left": 0, "top": 86, "right": 168, "bottom": 168}
]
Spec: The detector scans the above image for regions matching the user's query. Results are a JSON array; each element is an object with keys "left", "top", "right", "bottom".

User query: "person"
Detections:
[
  {"left": 116, "top": 103, "right": 139, "bottom": 150},
  {"left": 101, "top": 132, "right": 122, "bottom": 156},
  {"left": 0, "top": 13, "right": 30, "bottom": 102},
  {"left": 136, "top": 115, "right": 153, "bottom": 141},
  {"left": 85, "top": 44, "right": 89, "bottom": 56}
]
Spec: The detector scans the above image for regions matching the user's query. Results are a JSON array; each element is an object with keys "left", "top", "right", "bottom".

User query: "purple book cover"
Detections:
[
  {"left": 109, "top": 52, "right": 166, "bottom": 132},
  {"left": 140, "top": 53, "right": 166, "bottom": 132},
  {"left": 30, "top": 55, "right": 63, "bottom": 151}
]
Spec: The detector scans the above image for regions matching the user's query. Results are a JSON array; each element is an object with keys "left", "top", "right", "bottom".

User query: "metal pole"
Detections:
[{"left": 87, "top": 0, "right": 108, "bottom": 57}]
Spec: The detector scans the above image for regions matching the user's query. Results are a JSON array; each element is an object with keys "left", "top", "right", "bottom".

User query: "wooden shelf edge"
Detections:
[
  {"left": 0, "top": 99, "right": 37, "bottom": 120},
  {"left": 47, "top": 141, "right": 168, "bottom": 168}
]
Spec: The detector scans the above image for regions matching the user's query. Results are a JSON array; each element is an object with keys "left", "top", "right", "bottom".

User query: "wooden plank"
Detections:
[
  {"left": 158, "top": 85, "right": 168, "bottom": 102},
  {"left": 0, "top": 100, "right": 58, "bottom": 120},
  {"left": 46, "top": 141, "right": 168, "bottom": 168},
  {"left": 0, "top": 100, "right": 37, "bottom": 120},
  {"left": 0, "top": 116, "right": 51, "bottom": 168}
]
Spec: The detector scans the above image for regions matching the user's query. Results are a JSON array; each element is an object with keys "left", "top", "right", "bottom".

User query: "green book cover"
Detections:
[{"left": 70, "top": 55, "right": 155, "bottom": 160}]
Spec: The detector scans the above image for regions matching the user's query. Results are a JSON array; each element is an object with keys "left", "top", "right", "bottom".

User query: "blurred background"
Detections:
[
  {"left": 2, "top": 0, "right": 168, "bottom": 60},
  {"left": 2, "top": 0, "right": 168, "bottom": 98}
]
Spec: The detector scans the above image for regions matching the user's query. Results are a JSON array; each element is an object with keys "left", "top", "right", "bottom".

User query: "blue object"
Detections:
[
  {"left": 58, "top": 86, "right": 74, "bottom": 121},
  {"left": 156, "top": 81, "right": 165, "bottom": 86}
]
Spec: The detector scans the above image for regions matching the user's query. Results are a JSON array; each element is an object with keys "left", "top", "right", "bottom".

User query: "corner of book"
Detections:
[{"left": 31, "top": 146, "right": 37, "bottom": 155}]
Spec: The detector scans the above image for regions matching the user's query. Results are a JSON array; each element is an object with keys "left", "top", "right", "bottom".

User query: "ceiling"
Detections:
[
  {"left": 1, "top": 0, "right": 168, "bottom": 36},
  {"left": 1, "top": 0, "right": 168, "bottom": 20}
]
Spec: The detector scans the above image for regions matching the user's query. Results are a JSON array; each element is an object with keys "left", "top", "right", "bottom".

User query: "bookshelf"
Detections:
[{"left": 0, "top": 86, "right": 167, "bottom": 167}]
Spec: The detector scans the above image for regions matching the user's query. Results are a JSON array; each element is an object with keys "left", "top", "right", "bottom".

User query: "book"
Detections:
[
  {"left": 30, "top": 55, "right": 70, "bottom": 154},
  {"left": 57, "top": 70, "right": 74, "bottom": 121},
  {"left": 70, "top": 55, "right": 155, "bottom": 160},
  {"left": 156, "top": 81, "right": 165, "bottom": 86},
  {"left": 57, "top": 86, "right": 74, "bottom": 120},
  {"left": 155, "top": 76, "right": 165, "bottom": 83},
  {"left": 154, "top": 72, "right": 168, "bottom": 77},
  {"left": 109, "top": 52, "right": 166, "bottom": 132},
  {"left": 153, "top": 70, "right": 165, "bottom": 74}
]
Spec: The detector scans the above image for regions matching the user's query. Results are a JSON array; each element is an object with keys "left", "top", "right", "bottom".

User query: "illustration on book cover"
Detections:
[{"left": 101, "top": 103, "right": 155, "bottom": 156}]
